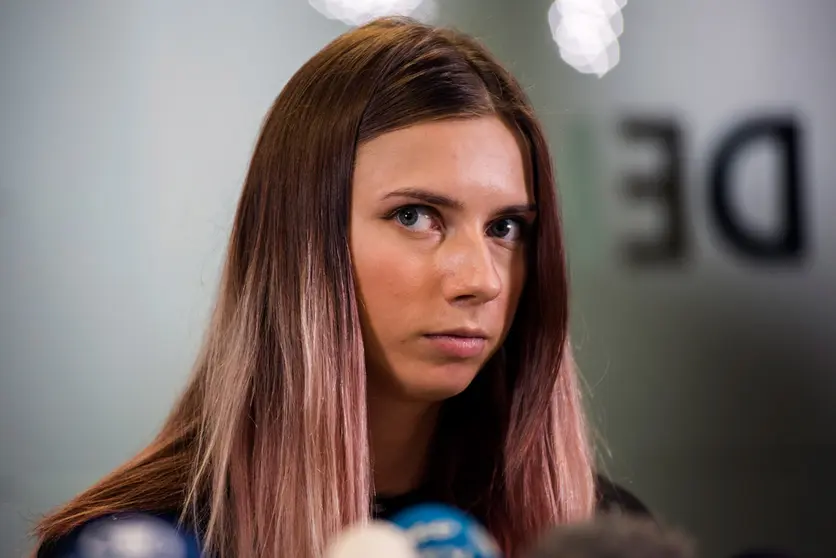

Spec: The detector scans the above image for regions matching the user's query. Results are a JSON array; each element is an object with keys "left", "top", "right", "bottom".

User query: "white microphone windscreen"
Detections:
[{"left": 324, "top": 521, "right": 419, "bottom": 558}]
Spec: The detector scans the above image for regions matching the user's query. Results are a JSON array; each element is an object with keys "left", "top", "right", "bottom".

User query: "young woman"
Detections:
[{"left": 34, "top": 16, "right": 649, "bottom": 558}]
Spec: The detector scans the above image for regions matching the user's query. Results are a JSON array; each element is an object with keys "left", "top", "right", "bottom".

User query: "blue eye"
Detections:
[
  {"left": 393, "top": 205, "right": 436, "bottom": 232},
  {"left": 488, "top": 218, "right": 524, "bottom": 241}
]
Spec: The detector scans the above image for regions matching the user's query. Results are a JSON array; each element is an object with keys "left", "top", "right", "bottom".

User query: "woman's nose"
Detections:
[{"left": 438, "top": 230, "right": 502, "bottom": 305}]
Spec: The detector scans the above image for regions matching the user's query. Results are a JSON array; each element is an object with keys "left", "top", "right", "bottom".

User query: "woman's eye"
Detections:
[
  {"left": 393, "top": 205, "right": 437, "bottom": 232},
  {"left": 488, "top": 218, "right": 525, "bottom": 241}
]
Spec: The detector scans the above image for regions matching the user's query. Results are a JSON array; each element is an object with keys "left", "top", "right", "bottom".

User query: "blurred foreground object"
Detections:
[
  {"left": 549, "top": 0, "right": 627, "bottom": 77},
  {"left": 526, "top": 514, "right": 694, "bottom": 558},
  {"left": 309, "top": 0, "right": 436, "bottom": 25}
]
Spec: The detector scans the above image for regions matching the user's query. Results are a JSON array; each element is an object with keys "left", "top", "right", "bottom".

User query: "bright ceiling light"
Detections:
[
  {"left": 549, "top": 0, "right": 627, "bottom": 77},
  {"left": 309, "top": 0, "right": 436, "bottom": 26}
]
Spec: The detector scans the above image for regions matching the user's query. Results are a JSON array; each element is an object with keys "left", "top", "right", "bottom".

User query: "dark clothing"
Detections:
[
  {"left": 373, "top": 473, "right": 651, "bottom": 520},
  {"left": 38, "top": 474, "right": 651, "bottom": 557}
]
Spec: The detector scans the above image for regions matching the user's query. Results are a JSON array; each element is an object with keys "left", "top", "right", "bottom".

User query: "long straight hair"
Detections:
[{"left": 33, "top": 17, "right": 595, "bottom": 557}]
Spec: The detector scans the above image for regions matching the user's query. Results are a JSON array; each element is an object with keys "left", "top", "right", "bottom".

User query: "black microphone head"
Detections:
[
  {"left": 729, "top": 550, "right": 797, "bottom": 558},
  {"left": 526, "top": 513, "right": 694, "bottom": 558}
]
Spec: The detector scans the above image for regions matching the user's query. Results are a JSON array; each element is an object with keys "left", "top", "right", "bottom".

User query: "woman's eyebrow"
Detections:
[{"left": 382, "top": 187, "right": 536, "bottom": 215}]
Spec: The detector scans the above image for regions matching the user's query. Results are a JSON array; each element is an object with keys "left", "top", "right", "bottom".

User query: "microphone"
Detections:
[
  {"left": 323, "top": 520, "right": 419, "bottom": 558},
  {"left": 524, "top": 514, "right": 693, "bottom": 558},
  {"left": 390, "top": 503, "right": 503, "bottom": 557},
  {"left": 62, "top": 512, "right": 202, "bottom": 558}
]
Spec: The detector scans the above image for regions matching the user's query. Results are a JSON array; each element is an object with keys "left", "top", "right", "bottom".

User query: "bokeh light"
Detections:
[
  {"left": 309, "top": 0, "right": 435, "bottom": 26},
  {"left": 549, "top": 0, "right": 627, "bottom": 77}
]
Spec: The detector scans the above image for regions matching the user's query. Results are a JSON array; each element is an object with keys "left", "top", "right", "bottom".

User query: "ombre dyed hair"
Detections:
[{"left": 33, "top": 16, "right": 595, "bottom": 557}]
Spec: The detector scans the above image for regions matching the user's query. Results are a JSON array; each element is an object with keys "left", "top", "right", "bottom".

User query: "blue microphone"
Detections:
[
  {"left": 390, "top": 503, "right": 503, "bottom": 558},
  {"left": 38, "top": 513, "right": 202, "bottom": 558}
]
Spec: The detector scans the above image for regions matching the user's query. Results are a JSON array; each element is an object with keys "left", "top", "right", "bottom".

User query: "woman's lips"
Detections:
[{"left": 422, "top": 334, "right": 487, "bottom": 358}]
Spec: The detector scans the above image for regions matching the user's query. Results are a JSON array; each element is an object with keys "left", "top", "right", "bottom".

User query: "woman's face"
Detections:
[{"left": 350, "top": 116, "right": 534, "bottom": 403}]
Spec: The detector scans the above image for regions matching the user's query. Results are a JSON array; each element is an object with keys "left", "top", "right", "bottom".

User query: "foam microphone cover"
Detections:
[
  {"left": 525, "top": 514, "right": 694, "bottom": 558},
  {"left": 71, "top": 513, "right": 201, "bottom": 558},
  {"left": 324, "top": 520, "right": 419, "bottom": 558},
  {"left": 390, "top": 502, "right": 503, "bottom": 557}
]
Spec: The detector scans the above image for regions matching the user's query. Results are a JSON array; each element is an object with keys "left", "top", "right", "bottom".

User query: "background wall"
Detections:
[
  {"left": 520, "top": 3, "right": 836, "bottom": 557},
  {"left": 1, "top": 1, "right": 834, "bottom": 557}
]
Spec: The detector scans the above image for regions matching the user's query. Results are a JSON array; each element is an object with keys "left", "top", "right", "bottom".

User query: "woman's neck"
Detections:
[{"left": 367, "top": 392, "right": 441, "bottom": 497}]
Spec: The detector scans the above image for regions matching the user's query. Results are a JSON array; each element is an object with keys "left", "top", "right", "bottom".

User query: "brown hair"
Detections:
[{"left": 33, "top": 16, "right": 595, "bottom": 557}]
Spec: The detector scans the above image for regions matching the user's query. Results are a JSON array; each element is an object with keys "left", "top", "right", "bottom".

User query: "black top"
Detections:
[
  {"left": 593, "top": 473, "right": 653, "bottom": 517},
  {"left": 373, "top": 473, "right": 651, "bottom": 520},
  {"left": 38, "top": 474, "right": 651, "bottom": 557}
]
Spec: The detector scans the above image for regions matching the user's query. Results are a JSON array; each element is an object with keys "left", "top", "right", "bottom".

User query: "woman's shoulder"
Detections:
[
  {"left": 36, "top": 512, "right": 202, "bottom": 558},
  {"left": 594, "top": 473, "right": 653, "bottom": 518}
]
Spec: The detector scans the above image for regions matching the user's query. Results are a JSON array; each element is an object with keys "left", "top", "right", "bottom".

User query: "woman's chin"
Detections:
[{"left": 395, "top": 363, "right": 480, "bottom": 402}]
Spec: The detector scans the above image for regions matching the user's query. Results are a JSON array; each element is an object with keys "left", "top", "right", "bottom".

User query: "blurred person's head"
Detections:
[
  {"left": 526, "top": 514, "right": 694, "bottom": 558},
  {"left": 34, "top": 16, "right": 593, "bottom": 557}
]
